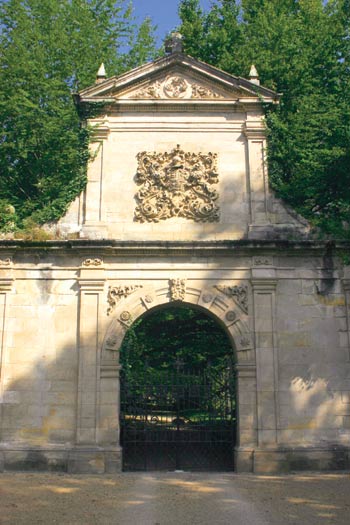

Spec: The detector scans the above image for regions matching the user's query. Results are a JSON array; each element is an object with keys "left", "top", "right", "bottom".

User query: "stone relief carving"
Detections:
[
  {"left": 169, "top": 278, "right": 186, "bottom": 301},
  {"left": 105, "top": 335, "right": 118, "bottom": 350},
  {"left": 134, "top": 76, "right": 224, "bottom": 100},
  {"left": 253, "top": 257, "right": 273, "bottom": 266},
  {"left": 107, "top": 284, "right": 143, "bottom": 315},
  {"left": 135, "top": 81, "right": 162, "bottom": 99},
  {"left": 82, "top": 258, "right": 103, "bottom": 267},
  {"left": 239, "top": 337, "right": 251, "bottom": 349},
  {"left": 0, "top": 258, "right": 12, "bottom": 266},
  {"left": 163, "top": 76, "right": 188, "bottom": 98},
  {"left": 191, "top": 83, "right": 222, "bottom": 99},
  {"left": 134, "top": 145, "right": 219, "bottom": 223},
  {"left": 215, "top": 284, "right": 248, "bottom": 314},
  {"left": 225, "top": 311, "right": 237, "bottom": 322},
  {"left": 119, "top": 310, "right": 133, "bottom": 329}
]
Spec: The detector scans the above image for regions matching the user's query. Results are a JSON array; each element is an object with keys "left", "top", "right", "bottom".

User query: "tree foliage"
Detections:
[
  {"left": 120, "top": 305, "right": 233, "bottom": 381},
  {"left": 178, "top": 0, "right": 350, "bottom": 237},
  {"left": 0, "top": 0, "right": 157, "bottom": 229}
]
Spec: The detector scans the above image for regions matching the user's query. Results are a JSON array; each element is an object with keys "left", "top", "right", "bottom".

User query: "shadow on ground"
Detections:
[{"left": 0, "top": 471, "right": 349, "bottom": 525}]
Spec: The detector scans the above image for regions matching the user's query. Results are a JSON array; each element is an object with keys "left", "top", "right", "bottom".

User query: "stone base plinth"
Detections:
[
  {"left": 0, "top": 446, "right": 122, "bottom": 474},
  {"left": 251, "top": 446, "right": 350, "bottom": 474}
]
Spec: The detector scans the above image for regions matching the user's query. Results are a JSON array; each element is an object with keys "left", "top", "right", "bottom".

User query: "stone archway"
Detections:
[{"left": 97, "top": 281, "right": 257, "bottom": 472}]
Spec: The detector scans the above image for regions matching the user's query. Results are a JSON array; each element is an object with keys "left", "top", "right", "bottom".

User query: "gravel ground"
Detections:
[{"left": 0, "top": 471, "right": 349, "bottom": 525}]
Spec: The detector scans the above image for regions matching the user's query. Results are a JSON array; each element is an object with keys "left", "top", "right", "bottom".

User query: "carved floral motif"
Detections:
[
  {"left": 133, "top": 76, "right": 224, "bottom": 100},
  {"left": 105, "top": 336, "right": 118, "bottom": 349},
  {"left": 82, "top": 258, "right": 103, "bottom": 267},
  {"left": 253, "top": 257, "right": 273, "bottom": 266},
  {"left": 169, "top": 278, "right": 186, "bottom": 301},
  {"left": 191, "top": 83, "right": 222, "bottom": 99},
  {"left": 107, "top": 285, "right": 142, "bottom": 315},
  {"left": 163, "top": 76, "right": 188, "bottom": 98},
  {"left": 215, "top": 284, "right": 248, "bottom": 314},
  {"left": 225, "top": 311, "right": 237, "bottom": 322},
  {"left": 134, "top": 145, "right": 219, "bottom": 223}
]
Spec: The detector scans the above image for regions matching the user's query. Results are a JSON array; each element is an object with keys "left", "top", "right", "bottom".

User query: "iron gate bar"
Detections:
[{"left": 120, "top": 364, "right": 236, "bottom": 471}]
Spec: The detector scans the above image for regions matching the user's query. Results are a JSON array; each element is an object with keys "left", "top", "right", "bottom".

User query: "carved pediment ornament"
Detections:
[
  {"left": 133, "top": 75, "right": 224, "bottom": 100},
  {"left": 107, "top": 284, "right": 143, "bottom": 315},
  {"left": 215, "top": 284, "right": 249, "bottom": 314},
  {"left": 134, "top": 145, "right": 220, "bottom": 223},
  {"left": 169, "top": 278, "right": 186, "bottom": 301}
]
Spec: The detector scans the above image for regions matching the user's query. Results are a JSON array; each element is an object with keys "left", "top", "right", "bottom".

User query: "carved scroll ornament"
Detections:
[
  {"left": 134, "top": 75, "right": 224, "bottom": 100},
  {"left": 134, "top": 145, "right": 219, "bottom": 223},
  {"left": 107, "top": 284, "right": 142, "bottom": 315},
  {"left": 215, "top": 284, "right": 248, "bottom": 314}
]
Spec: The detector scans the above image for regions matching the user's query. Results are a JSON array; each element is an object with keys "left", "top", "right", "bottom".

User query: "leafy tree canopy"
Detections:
[
  {"left": 178, "top": 0, "right": 350, "bottom": 237},
  {"left": 120, "top": 305, "right": 233, "bottom": 383},
  {"left": 0, "top": 0, "right": 157, "bottom": 230}
]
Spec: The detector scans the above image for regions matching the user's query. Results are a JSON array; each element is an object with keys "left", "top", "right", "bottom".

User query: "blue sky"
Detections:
[{"left": 131, "top": 0, "right": 213, "bottom": 46}]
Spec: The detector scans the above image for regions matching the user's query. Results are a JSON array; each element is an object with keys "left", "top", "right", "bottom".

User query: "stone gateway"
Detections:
[{"left": 0, "top": 44, "right": 350, "bottom": 474}]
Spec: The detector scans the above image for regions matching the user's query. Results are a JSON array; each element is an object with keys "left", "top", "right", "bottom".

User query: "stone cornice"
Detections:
[{"left": 0, "top": 239, "right": 348, "bottom": 258}]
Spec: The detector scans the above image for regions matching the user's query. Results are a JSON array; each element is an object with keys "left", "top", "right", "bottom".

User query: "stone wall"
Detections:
[{"left": 0, "top": 242, "right": 349, "bottom": 473}]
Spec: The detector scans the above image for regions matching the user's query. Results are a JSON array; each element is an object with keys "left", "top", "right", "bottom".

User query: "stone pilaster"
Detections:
[
  {"left": 81, "top": 125, "right": 110, "bottom": 239},
  {"left": 234, "top": 362, "right": 257, "bottom": 472},
  {"left": 252, "top": 271, "right": 278, "bottom": 447},
  {"left": 0, "top": 265, "right": 14, "bottom": 444},
  {"left": 76, "top": 260, "right": 105, "bottom": 444},
  {"left": 342, "top": 270, "right": 350, "bottom": 360}
]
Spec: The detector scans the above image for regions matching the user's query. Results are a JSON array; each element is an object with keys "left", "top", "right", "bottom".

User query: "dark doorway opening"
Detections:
[{"left": 120, "top": 304, "right": 236, "bottom": 471}]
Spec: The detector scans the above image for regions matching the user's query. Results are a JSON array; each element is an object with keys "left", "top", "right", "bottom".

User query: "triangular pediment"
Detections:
[{"left": 77, "top": 53, "right": 279, "bottom": 105}]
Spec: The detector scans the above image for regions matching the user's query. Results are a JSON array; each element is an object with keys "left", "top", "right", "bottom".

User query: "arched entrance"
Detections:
[{"left": 119, "top": 303, "right": 236, "bottom": 471}]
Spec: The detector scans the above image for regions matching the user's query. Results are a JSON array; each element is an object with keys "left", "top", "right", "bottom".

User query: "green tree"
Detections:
[
  {"left": 178, "top": 0, "right": 350, "bottom": 237},
  {"left": 0, "top": 0, "right": 157, "bottom": 229}
]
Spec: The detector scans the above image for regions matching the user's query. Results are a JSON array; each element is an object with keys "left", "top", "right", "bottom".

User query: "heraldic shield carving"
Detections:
[{"left": 134, "top": 145, "right": 220, "bottom": 223}]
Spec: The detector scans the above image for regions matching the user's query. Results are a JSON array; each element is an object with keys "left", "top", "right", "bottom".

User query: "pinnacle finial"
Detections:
[
  {"left": 165, "top": 32, "right": 183, "bottom": 54},
  {"left": 249, "top": 64, "right": 260, "bottom": 85},
  {"left": 96, "top": 63, "right": 106, "bottom": 84}
]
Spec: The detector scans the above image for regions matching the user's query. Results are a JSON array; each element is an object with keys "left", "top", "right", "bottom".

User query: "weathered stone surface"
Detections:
[{"left": 0, "top": 47, "right": 350, "bottom": 474}]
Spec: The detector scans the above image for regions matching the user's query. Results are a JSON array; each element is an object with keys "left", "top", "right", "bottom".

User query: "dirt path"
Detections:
[{"left": 0, "top": 471, "right": 349, "bottom": 525}]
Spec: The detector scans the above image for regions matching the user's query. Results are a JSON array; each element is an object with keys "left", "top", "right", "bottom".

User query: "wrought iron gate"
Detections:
[{"left": 120, "top": 364, "right": 236, "bottom": 471}]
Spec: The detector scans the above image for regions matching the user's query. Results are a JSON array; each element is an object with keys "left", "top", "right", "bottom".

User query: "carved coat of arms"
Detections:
[{"left": 134, "top": 145, "right": 220, "bottom": 223}]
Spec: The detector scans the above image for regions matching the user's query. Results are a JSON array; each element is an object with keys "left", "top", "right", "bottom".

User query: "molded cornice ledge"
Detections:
[{"left": 0, "top": 278, "right": 14, "bottom": 292}]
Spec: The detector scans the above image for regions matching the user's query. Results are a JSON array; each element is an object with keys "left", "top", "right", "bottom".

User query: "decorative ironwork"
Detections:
[
  {"left": 134, "top": 145, "right": 219, "bottom": 223},
  {"left": 107, "top": 285, "right": 143, "bottom": 315},
  {"left": 169, "top": 278, "right": 186, "bottom": 301},
  {"left": 120, "top": 365, "right": 236, "bottom": 471},
  {"left": 215, "top": 284, "right": 248, "bottom": 314}
]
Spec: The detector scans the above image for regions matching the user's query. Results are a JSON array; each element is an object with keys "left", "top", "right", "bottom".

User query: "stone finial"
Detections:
[
  {"left": 96, "top": 63, "right": 107, "bottom": 84},
  {"left": 249, "top": 64, "right": 260, "bottom": 85},
  {"left": 165, "top": 32, "right": 183, "bottom": 54}
]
